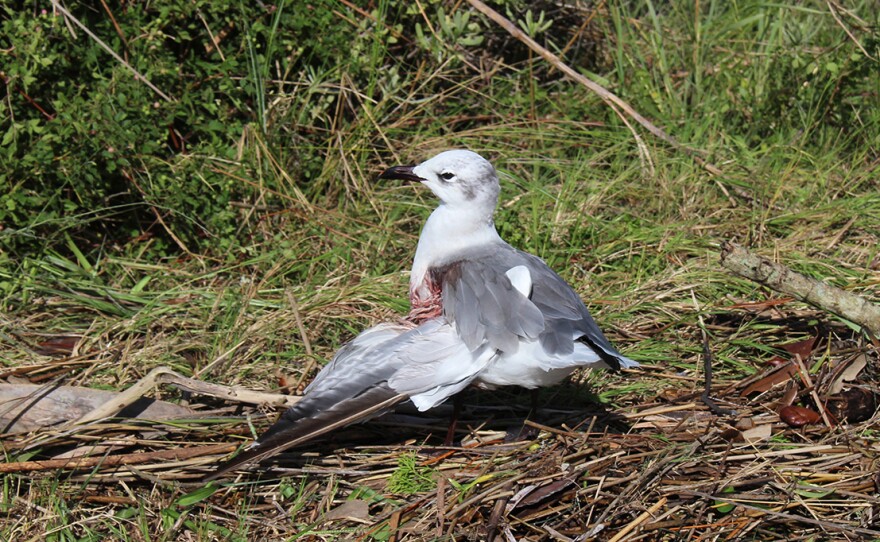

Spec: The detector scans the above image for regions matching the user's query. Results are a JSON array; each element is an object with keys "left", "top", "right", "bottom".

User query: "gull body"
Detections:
[{"left": 205, "top": 150, "right": 637, "bottom": 480}]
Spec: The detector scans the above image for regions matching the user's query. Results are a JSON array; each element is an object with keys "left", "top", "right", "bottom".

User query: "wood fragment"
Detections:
[
  {"left": 0, "top": 443, "right": 237, "bottom": 474},
  {"left": 0, "top": 383, "right": 193, "bottom": 434},
  {"left": 720, "top": 242, "right": 880, "bottom": 334},
  {"left": 435, "top": 475, "right": 446, "bottom": 538},
  {"left": 72, "top": 366, "right": 299, "bottom": 426},
  {"left": 486, "top": 491, "right": 510, "bottom": 542},
  {"left": 607, "top": 497, "right": 667, "bottom": 542}
]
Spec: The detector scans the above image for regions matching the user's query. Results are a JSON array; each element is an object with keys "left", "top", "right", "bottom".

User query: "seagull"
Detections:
[{"left": 204, "top": 150, "right": 637, "bottom": 480}]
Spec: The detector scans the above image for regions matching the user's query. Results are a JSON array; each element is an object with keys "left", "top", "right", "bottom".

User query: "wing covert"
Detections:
[{"left": 440, "top": 255, "right": 545, "bottom": 354}]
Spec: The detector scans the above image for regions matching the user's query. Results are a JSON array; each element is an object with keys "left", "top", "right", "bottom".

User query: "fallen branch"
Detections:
[
  {"left": 720, "top": 241, "right": 880, "bottom": 334},
  {"left": 72, "top": 366, "right": 300, "bottom": 426},
  {"left": 0, "top": 383, "right": 192, "bottom": 434}
]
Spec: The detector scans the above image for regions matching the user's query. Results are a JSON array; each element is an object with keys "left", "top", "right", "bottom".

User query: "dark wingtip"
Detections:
[
  {"left": 379, "top": 165, "right": 423, "bottom": 182},
  {"left": 201, "top": 388, "right": 409, "bottom": 482},
  {"left": 200, "top": 445, "right": 259, "bottom": 482}
]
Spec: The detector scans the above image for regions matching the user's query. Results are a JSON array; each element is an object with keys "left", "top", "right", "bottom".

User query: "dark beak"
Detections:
[{"left": 379, "top": 165, "right": 424, "bottom": 183}]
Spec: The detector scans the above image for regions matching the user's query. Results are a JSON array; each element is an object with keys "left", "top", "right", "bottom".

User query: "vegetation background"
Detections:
[{"left": 1, "top": 0, "right": 878, "bottom": 540}]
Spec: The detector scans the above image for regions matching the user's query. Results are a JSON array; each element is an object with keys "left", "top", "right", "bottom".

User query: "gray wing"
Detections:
[
  {"left": 205, "top": 319, "right": 490, "bottom": 480},
  {"left": 440, "top": 244, "right": 635, "bottom": 369},
  {"left": 387, "top": 323, "right": 497, "bottom": 410},
  {"left": 205, "top": 322, "right": 418, "bottom": 480},
  {"left": 303, "top": 322, "right": 408, "bottom": 397},
  {"left": 442, "top": 255, "right": 544, "bottom": 353}
]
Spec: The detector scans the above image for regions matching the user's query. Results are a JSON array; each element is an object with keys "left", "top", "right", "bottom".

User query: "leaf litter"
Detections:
[{"left": 2, "top": 309, "right": 878, "bottom": 540}]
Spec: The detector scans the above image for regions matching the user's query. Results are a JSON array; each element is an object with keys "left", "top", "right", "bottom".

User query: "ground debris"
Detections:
[
  {"left": 3, "top": 281, "right": 879, "bottom": 540},
  {"left": 3, "top": 337, "right": 878, "bottom": 540}
]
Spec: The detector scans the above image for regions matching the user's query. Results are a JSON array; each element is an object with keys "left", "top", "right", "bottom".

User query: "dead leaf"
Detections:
[
  {"left": 513, "top": 478, "right": 576, "bottom": 510},
  {"left": 741, "top": 362, "right": 798, "bottom": 396},
  {"left": 772, "top": 382, "right": 799, "bottom": 411},
  {"left": 323, "top": 499, "right": 371, "bottom": 522},
  {"left": 34, "top": 336, "right": 81, "bottom": 356},
  {"left": 741, "top": 424, "right": 772, "bottom": 442},
  {"left": 734, "top": 418, "right": 755, "bottom": 431},
  {"left": 780, "top": 336, "right": 817, "bottom": 360},
  {"left": 275, "top": 369, "right": 292, "bottom": 389},
  {"left": 766, "top": 355, "right": 788, "bottom": 368},
  {"left": 828, "top": 354, "right": 868, "bottom": 395},
  {"left": 778, "top": 405, "right": 821, "bottom": 428}
]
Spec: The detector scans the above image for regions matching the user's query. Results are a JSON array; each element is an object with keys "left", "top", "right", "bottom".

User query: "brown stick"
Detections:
[
  {"left": 0, "top": 443, "right": 238, "bottom": 474},
  {"left": 720, "top": 242, "right": 880, "bottom": 334},
  {"left": 464, "top": 0, "right": 723, "bottom": 177}
]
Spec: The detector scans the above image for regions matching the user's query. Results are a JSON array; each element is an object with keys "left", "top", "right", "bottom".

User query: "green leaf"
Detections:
[
  {"left": 130, "top": 275, "right": 151, "bottom": 294},
  {"left": 794, "top": 487, "right": 835, "bottom": 499},
  {"left": 175, "top": 485, "right": 219, "bottom": 507},
  {"left": 714, "top": 486, "right": 736, "bottom": 514}
]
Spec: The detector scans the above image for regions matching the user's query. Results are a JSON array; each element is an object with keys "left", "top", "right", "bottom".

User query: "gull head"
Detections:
[{"left": 380, "top": 150, "right": 500, "bottom": 209}]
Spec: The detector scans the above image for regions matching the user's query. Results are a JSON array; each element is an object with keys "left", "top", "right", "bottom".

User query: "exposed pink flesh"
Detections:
[{"left": 406, "top": 273, "right": 443, "bottom": 324}]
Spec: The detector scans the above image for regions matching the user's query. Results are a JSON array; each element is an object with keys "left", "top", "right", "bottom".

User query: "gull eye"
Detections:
[{"left": 439, "top": 172, "right": 455, "bottom": 181}]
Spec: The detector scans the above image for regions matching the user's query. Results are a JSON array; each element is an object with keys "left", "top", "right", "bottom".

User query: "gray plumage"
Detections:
[{"left": 436, "top": 245, "right": 628, "bottom": 367}]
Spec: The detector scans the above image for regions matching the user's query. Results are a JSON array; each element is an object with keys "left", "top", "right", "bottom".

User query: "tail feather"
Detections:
[{"left": 203, "top": 385, "right": 407, "bottom": 481}]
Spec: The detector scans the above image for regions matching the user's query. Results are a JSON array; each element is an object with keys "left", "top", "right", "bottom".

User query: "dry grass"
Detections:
[{"left": 3, "top": 218, "right": 879, "bottom": 539}]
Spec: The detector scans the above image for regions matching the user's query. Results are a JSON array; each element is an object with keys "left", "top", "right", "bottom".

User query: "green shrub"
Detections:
[{"left": 0, "top": 0, "right": 378, "bottom": 260}]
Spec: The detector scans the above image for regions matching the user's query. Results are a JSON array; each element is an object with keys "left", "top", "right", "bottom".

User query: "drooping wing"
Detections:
[
  {"left": 387, "top": 323, "right": 497, "bottom": 411},
  {"left": 205, "top": 319, "right": 492, "bottom": 480},
  {"left": 304, "top": 317, "right": 498, "bottom": 413},
  {"left": 439, "top": 244, "right": 637, "bottom": 370},
  {"left": 205, "top": 322, "right": 414, "bottom": 480},
  {"left": 303, "top": 322, "right": 409, "bottom": 397}
]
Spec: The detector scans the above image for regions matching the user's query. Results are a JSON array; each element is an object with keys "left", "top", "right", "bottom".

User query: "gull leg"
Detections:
[
  {"left": 443, "top": 394, "right": 464, "bottom": 446},
  {"left": 513, "top": 389, "right": 541, "bottom": 441}
]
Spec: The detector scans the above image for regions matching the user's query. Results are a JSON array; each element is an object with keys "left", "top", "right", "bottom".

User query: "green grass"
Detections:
[{"left": 1, "top": 0, "right": 879, "bottom": 539}]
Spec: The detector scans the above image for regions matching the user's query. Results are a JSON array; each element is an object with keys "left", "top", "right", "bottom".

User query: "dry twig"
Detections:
[
  {"left": 0, "top": 443, "right": 237, "bottom": 474},
  {"left": 72, "top": 366, "right": 299, "bottom": 426},
  {"left": 464, "top": 0, "right": 725, "bottom": 177}
]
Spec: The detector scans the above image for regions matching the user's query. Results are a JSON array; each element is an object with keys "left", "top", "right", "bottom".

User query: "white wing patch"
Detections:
[{"left": 505, "top": 265, "right": 532, "bottom": 297}]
